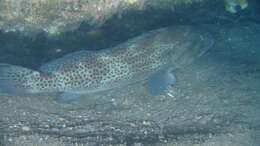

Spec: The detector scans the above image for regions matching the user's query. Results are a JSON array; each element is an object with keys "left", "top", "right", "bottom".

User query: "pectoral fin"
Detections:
[{"left": 146, "top": 69, "right": 176, "bottom": 96}]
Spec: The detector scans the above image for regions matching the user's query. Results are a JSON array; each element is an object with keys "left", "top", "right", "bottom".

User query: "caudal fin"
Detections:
[{"left": 0, "top": 63, "right": 39, "bottom": 95}]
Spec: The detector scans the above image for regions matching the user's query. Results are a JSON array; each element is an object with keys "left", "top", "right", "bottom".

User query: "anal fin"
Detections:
[{"left": 56, "top": 92, "right": 82, "bottom": 104}]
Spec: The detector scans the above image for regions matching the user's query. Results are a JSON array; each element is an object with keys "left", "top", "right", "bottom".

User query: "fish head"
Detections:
[{"left": 158, "top": 26, "right": 214, "bottom": 68}]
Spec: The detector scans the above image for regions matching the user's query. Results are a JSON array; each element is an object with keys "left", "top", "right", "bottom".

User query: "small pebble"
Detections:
[{"left": 22, "top": 126, "right": 30, "bottom": 131}]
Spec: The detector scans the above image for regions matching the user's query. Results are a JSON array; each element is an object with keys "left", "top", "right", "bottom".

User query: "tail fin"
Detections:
[{"left": 0, "top": 63, "right": 39, "bottom": 95}]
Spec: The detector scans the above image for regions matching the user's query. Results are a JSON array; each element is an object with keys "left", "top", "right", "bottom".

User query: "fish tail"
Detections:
[{"left": 0, "top": 63, "right": 40, "bottom": 95}]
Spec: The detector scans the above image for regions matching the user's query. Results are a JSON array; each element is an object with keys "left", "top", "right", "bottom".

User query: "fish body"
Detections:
[{"left": 0, "top": 26, "right": 213, "bottom": 101}]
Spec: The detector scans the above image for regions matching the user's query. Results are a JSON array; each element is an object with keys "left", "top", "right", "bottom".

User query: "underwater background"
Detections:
[{"left": 0, "top": 0, "right": 260, "bottom": 145}]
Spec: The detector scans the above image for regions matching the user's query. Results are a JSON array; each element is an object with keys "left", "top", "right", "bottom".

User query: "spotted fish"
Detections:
[{"left": 0, "top": 26, "right": 213, "bottom": 102}]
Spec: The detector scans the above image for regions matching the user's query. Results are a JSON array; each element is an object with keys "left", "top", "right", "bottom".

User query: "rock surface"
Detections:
[{"left": 0, "top": 0, "right": 209, "bottom": 35}]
